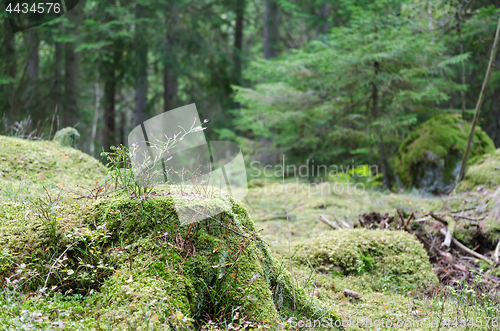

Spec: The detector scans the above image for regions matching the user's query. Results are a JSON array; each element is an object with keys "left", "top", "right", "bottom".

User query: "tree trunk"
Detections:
[
  {"left": 27, "top": 29, "right": 39, "bottom": 96},
  {"left": 54, "top": 41, "right": 64, "bottom": 111},
  {"left": 164, "top": 3, "right": 179, "bottom": 112},
  {"left": 134, "top": 3, "right": 148, "bottom": 126},
  {"left": 457, "top": 7, "right": 467, "bottom": 120},
  {"left": 103, "top": 67, "right": 116, "bottom": 152},
  {"left": 318, "top": 2, "right": 329, "bottom": 35},
  {"left": 2, "top": 19, "right": 15, "bottom": 125},
  {"left": 492, "top": 86, "right": 500, "bottom": 148},
  {"left": 234, "top": 0, "right": 245, "bottom": 85},
  {"left": 372, "top": 61, "right": 391, "bottom": 190},
  {"left": 263, "top": 0, "right": 280, "bottom": 59},
  {"left": 64, "top": 2, "right": 82, "bottom": 127}
]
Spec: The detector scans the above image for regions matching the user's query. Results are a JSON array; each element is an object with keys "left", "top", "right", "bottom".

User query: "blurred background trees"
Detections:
[{"left": 1, "top": 0, "right": 500, "bottom": 186}]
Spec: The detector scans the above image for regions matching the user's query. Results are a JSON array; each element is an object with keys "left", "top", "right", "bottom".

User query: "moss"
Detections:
[
  {"left": 0, "top": 135, "right": 106, "bottom": 189},
  {"left": 458, "top": 148, "right": 500, "bottom": 191},
  {"left": 295, "top": 229, "right": 437, "bottom": 288},
  {"left": 395, "top": 114, "right": 495, "bottom": 188},
  {"left": 53, "top": 127, "right": 80, "bottom": 148}
]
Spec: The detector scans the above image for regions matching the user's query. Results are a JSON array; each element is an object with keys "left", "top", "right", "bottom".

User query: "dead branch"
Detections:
[
  {"left": 318, "top": 213, "right": 340, "bottom": 230},
  {"left": 332, "top": 212, "right": 351, "bottom": 229},
  {"left": 439, "top": 228, "right": 493, "bottom": 264}
]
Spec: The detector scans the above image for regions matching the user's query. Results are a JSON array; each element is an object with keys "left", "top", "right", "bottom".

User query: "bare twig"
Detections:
[
  {"left": 439, "top": 228, "right": 493, "bottom": 264},
  {"left": 318, "top": 213, "right": 340, "bottom": 230},
  {"left": 332, "top": 212, "right": 351, "bottom": 229}
]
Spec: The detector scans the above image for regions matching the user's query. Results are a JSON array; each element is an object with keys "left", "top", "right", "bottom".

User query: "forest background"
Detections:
[{"left": 1, "top": 0, "right": 500, "bottom": 190}]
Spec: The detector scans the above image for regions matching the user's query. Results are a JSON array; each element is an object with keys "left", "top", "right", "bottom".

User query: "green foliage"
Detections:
[{"left": 234, "top": 0, "right": 466, "bottom": 167}]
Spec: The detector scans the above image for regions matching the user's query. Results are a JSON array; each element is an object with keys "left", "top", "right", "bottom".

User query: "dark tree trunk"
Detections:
[
  {"left": 27, "top": 29, "right": 39, "bottom": 96},
  {"left": 103, "top": 67, "right": 116, "bottom": 152},
  {"left": 64, "top": 2, "right": 82, "bottom": 127},
  {"left": 54, "top": 41, "right": 64, "bottom": 111},
  {"left": 2, "top": 19, "right": 15, "bottom": 124},
  {"left": 164, "top": 3, "right": 178, "bottom": 112},
  {"left": 263, "top": 0, "right": 280, "bottom": 59},
  {"left": 134, "top": 3, "right": 148, "bottom": 126},
  {"left": 372, "top": 61, "right": 391, "bottom": 190},
  {"left": 318, "top": 2, "right": 329, "bottom": 35},
  {"left": 492, "top": 86, "right": 500, "bottom": 148},
  {"left": 234, "top": 0, "right": 245, "bottom": 85}
]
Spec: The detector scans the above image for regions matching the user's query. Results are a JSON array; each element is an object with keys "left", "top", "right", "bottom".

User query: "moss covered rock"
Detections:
[
  {"left": 395, "top": 114, "right": 494, "bottom": 194},
  {"left": 53, "top": 127, "right": 80, "bottom": 148},
  {"left": 458, "top": 148, "right": 500, "bottom": 191},
  {"left": 295, "top": 229, "right": 437, "bottom": 287}
]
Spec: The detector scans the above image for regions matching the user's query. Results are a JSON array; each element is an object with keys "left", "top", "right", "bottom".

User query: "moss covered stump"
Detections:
[{"left": 395, "top": 114, "right": 494, "bottom": 194}]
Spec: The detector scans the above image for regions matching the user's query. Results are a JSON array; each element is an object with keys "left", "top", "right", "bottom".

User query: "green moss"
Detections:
[
  {"left": 53, "top": 127, "right": 80, "bottom": 148},
  {"left": 459, "top": 148, "right": 500, "bottom": 191},
  {"left": 395, "top": 114, "right": 495, "bottom": 188},
  {"left": 0, "top": 135, "right": 106, "bottom": 189},
  {"left": 295, "top": 229, "right": 437, "bottom": 288}
]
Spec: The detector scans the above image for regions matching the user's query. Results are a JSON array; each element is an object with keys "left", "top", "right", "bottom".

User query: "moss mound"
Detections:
[
  {"left": 458, "top": 148, "right": 500, "bottom": 191},
  {"left": 0, "top": 135, "right": 338, "bottom": 328},
  {"left": 53, "top": 127, "right": 80, "bottom": 148},
  {"left": 295, "top": 229, "right": 437, "bottom": 287},
  {"left": 0, "top": 135, "right": 106, "bottom": 189},
  {"left": 395, "top": 115, "right": 494, "bottom": 193}
]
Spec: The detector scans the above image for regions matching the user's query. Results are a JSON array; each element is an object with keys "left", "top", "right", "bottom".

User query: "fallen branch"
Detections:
[
  {"left": 430, "top": 212, "right": 448, "bottom": 226},
  {"left": 318, "top": 213, "right": 340, "bottom": 230},
  {"left": 439, "top": 228, "right": 493, "bottom": 264},
  {"left": 332, "top": 213, "right": 351, "bottom": 229},
  {"left": 453, "top": 215, "right": 485, "bottom": 221}
]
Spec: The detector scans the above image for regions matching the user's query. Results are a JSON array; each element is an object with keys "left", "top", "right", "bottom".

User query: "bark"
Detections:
[
  {"left": 234, "top": 0, "right": 245, "bottom": 85},
  {"left": 27, "top": 29, "right": 39, "bottom": 95},
  {"left": 457, "top": 8, "right": 467, "bottom": 120},
  {"left": 134, "top": 3, "right": 148, "bottom": 126},
  {"left": 492, "top": 86, "right": 500, "bottom": 148},
  {"left": 164, "top": 3, "right": 179, "bottom": 112},
  {"left": 263, "top": 0, "right": 280, "bottom": 59},
  {"left": 372, "top": 61, "right": 391, "bottom": 190},
  {"left": 54, "top": 41, "right": 64, "bottom": 111},
  {"left": 103, "top": 67, "right": 116, "bottom": 152},
  {"left": 64, "top": 2, "right": 83, "bottom": 127},
  {"left": 2, "top": 19, "right": 15, "bottom": 124},
  {"left": 90, "top": 82, "right": 100, "bottom": 156}
]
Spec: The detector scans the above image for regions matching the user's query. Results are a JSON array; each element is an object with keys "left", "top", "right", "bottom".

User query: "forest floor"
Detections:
[
  {"left": 1, "top": 135, "right": 500, "bottom": 330},
  {"left": 245, "top": 179, "right": 500, "bottom": 330}
]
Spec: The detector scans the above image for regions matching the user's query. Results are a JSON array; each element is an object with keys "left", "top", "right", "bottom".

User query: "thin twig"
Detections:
[{"left": 318, "top": 213, "right": 340, "bottom": 230}]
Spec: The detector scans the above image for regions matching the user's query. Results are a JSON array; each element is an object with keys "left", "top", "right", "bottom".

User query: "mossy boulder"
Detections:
[
  {"left": 295, "top": 229, "right": 437, "bottom": 287},
  {"left": 395, "top": 114, "right": 495, "bottom": 194},
  {"left": 458, "top": 148, "right": 500, "bottom": 191},
  {"left": 53, "top": 127, "right": 80, "bottom": 148}
]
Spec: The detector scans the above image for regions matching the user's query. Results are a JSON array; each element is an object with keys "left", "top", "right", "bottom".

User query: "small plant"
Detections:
[
  {"left": 101, "top": 118, "right": 207, "bottom": 197},
  {"left": 28, "top": 186, "right": 63, "bottom": 241}
]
